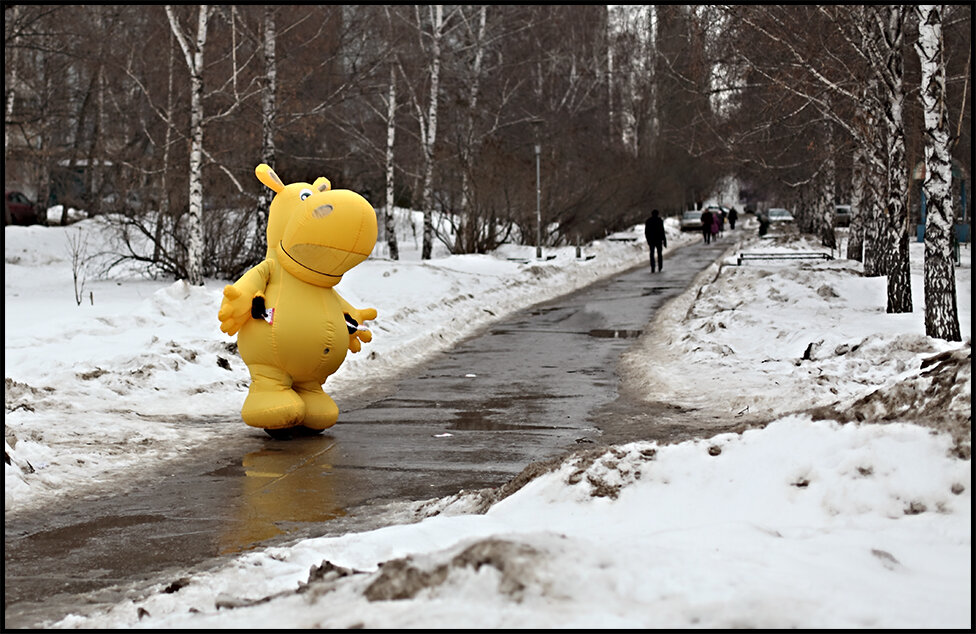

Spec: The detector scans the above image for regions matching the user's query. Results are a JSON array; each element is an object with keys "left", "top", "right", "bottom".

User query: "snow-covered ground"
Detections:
[{"left": 5, "top": 211, "right": 971, "bottom": 629}]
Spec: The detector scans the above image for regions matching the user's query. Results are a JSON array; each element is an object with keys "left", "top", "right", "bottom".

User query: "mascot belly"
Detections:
[
  {"left": 237, "top": 267, "right": 350, "bottom": 430},
  {"left": 219, "top": 164, "right": 377, "bottom": 437}
]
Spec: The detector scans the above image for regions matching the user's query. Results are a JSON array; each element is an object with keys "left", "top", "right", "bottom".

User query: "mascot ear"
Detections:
[
  {"left": 255, "top": 164, "right": 285, "bottom": 193},
  {"left": 312, "top": 177, "right": 332, "bottom": 193}
]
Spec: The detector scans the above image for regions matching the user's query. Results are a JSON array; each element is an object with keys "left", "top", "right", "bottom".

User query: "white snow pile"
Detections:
[
  {"left": 5, "top": 212, "right": 971, "bottom": 629},
  {"left": 620, "top": 233, "right": 971, "bottom": 450}
]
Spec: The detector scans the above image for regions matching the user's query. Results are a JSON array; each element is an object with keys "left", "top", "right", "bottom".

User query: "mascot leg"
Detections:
[
  {"left": 293, "top": 380, "right": 340, "bottom": 431},
  {"left": 241, "top": 364, "right": 305, "bottom": 429}
]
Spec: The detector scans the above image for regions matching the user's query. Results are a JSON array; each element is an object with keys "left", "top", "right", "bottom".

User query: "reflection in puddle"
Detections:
[{"left": 219, "top": 435, "right": 346, "bottom": 554}]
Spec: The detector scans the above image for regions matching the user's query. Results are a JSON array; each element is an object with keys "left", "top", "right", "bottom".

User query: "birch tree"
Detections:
[
  {"left": 847, "top": 31, "right": 874, "bottom": 264},
  {"left": 252, "top": 5, "right": 276, "bottom": 261},
  {"left": 455, "top": 5, "right": 488, "bottom": 251},
  {"left": 876, "top": 5, "right": 912, "bottom": 313},
  {"left": 816, "top": 102, "right": 837, "bottom": 250},
  {"left": 379, "top": 6, "right": 404, "bottom": 261},
  {"left": 606, "top": 12, "right": 616, "bottom": 145},
  {"left": 416, "top": 5, "right": 446, "bottom": 260},
  {"left": 860, "top": 74, "right": 887, "bottom": 277},
  {"left": 915, "top": 4, "right": 961, "bottom": 341},
  {"left": 5, "top": 4, "right": 21, "bottom": 182},
  {"left": 847, "top": 119, "right": 873, "bottom": 264},
  {"left": 165, "top": 4, "right": 211, "bottom": 286},
  {"left": 384, "top": 60, "right": 400, "bottom": 260}
]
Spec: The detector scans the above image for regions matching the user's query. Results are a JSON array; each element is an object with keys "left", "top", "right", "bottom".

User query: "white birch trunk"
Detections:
[
  {"left": 458, "top": 5, "right": 487, "bottom": 252},
  {"left": 878, "top": 5, "right": 912, "bottom": 313},
  {"left": 257, "top": 5, "right": 277, "bottom": 260},
  {"left": 385, "top": 62, "right": 399, "bottom": 260},
  {"left": 915, "top": 4, "right": 960, "bottom": 341},
  {"left": 606, "top": 9, "right": 615, "bottom": 143},
  {"left": 4, "top": 6, "right": 17, "bottom": 226},
  {"left": 420, "top": 5, "right": 443, "bottom": 260},
  {"left": 166, "top": 4, "right": 210, "bottom": 286},
  {"left": 4, "top": 4, "right": 18, "bottom": 166},
  {"left": 847, "top": 138, "right": 865, "bottom": 261},
  {"left": 861, "top": 75, "right": 885, "bottom": 277},
  {"left": 820, "top": 119, "right": 836, "bottom": 250}
]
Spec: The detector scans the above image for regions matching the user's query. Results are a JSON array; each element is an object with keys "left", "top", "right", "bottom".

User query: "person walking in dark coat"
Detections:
[
  {"left": 728, "top": 207, "right": 739, "bottom": 230},
  {"left": 644, "top": 209, "right": 667, "bottom": 273},
  {"left": 758, "top": 211, "right": 770, "bottom": 237},
  {"left": 700, "top": 208, "right": 713, "bottom": 244}
]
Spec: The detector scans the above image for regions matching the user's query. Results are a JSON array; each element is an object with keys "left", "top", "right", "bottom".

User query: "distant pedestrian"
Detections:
[
  {"left": 717, "top": 209, "right": 726, "bottom": 237},
  {"left": 728, "top": 207, "right": 738, "bottom": 230},
  {"left": 758, "top": 212, "right": 770, "bottom": 237},
  {"left": 700, "top": 208, "right": 713, "bottom": 244},
  {"left": 644, "top": 209, "right": 667, "bottom": 273},
  {"left": 711, "top": 211, "right": 720, "bottom": 239}
]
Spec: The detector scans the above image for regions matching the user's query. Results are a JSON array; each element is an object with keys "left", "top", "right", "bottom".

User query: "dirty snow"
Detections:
[{"left": 4, "top": 211, "right": 971, "bottom": 629}]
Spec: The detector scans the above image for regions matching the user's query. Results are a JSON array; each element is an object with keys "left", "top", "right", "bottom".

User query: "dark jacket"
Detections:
[
  {"left": 700, "top": 210, "right": 713, "bottom": 232},
  {"left": 644, "top": 215, "right": 667, "bottom": 245}
]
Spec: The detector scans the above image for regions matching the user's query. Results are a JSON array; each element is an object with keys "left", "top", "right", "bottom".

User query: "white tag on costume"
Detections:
[{"left": 263, "top": 308, "right": 274, "bottom": 325}]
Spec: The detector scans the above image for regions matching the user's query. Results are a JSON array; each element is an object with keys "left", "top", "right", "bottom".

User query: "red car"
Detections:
[{"left": 5, "top": 190, "right": 41, "bottom": 225}]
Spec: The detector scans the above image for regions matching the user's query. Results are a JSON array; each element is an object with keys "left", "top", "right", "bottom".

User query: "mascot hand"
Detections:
[
  {"left": 218, "top": 285, "right": 254, "bottom": 336},
  {"left": 344, "top": 307, "right": 377, "bottom": 353},
  {"left": 350, "top": 307, "right": 377, "bottom": 324},
  {"left": 348, "top": 328, "right": 373, "bottom": 353}
]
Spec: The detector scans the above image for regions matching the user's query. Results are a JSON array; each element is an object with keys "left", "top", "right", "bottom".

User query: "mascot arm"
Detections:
[
  {"left": 336, "top": 293, "right": 377, "bottom": 354},
  {"left": 218, "top": 259, "right": 274, "bottom": 336}
]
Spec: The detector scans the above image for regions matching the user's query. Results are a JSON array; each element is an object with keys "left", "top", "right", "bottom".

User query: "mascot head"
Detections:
[{"left": 255, "top": 164, "right": 377, "bottom": 288}]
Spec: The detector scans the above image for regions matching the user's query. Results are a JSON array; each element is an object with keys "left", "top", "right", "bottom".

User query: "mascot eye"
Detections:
[{"left": 300, "top": 188, "right": 313, "bottom": 201}]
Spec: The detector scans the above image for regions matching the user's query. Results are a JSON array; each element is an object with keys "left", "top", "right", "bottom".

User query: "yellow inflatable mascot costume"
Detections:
[{"left": 218, "top": 164, "right": 377, "bottom": 438}]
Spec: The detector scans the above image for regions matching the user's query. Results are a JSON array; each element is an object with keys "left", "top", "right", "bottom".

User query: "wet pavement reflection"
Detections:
[{"left": 218, "top": 436, "right": 346, "bottom": 554}]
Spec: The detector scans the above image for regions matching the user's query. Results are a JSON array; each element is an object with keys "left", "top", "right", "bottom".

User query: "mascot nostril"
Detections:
[{"left": 217, "top": 164, "right": 378, "bottom": 438}]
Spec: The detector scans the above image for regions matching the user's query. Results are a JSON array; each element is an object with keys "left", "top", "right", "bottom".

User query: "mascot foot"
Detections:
[
  {"left": 294, "top": 382, "right": 340, "bottom": 430},
  {"left": 242, "top": 388, "right": 305, "bottom": 430}
]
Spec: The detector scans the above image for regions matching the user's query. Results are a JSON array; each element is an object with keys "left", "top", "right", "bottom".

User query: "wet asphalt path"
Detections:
[{"left": 4, "top": 235, "right": 733, "bottom": 628}]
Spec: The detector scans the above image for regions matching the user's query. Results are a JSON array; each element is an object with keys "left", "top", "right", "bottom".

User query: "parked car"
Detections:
[
  {"left": 680, "top": 210, "right": 703, "bottom": 231},
  {"left": 5, "top": 190, "right": 40, "bottom": 225},
  {"left": 834, "top": 204, "right": 851, "bottom": 227},
  {"left": 767, "top": 208, "right": 795, "bottom": 223}
]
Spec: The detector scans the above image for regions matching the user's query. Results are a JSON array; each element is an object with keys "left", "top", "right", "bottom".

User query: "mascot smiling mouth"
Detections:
[{"left": 278, "top": 241, "right": 345, "bottom": 279}]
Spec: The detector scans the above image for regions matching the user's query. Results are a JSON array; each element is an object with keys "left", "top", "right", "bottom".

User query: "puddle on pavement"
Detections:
[
  {"left": 490, "top": 328, "right": 643, "bottom": 339},
  {"left": 218, "top": 435, "right": 347, "bottom": 554},
  {"left": 641, "top": 286, "right": 675, "bottom": 296},
  {"left": 527, "top": 306, "right": 563, "bottom": 316},
  {"left": 447, "top": 409, "right": 534, "bottom": 431},
  {"left": 587, "top": 328, "right": 643, "bottom": 339},
  {"left": 25, "top": 515, "right": 167, "bottom": 550}
]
